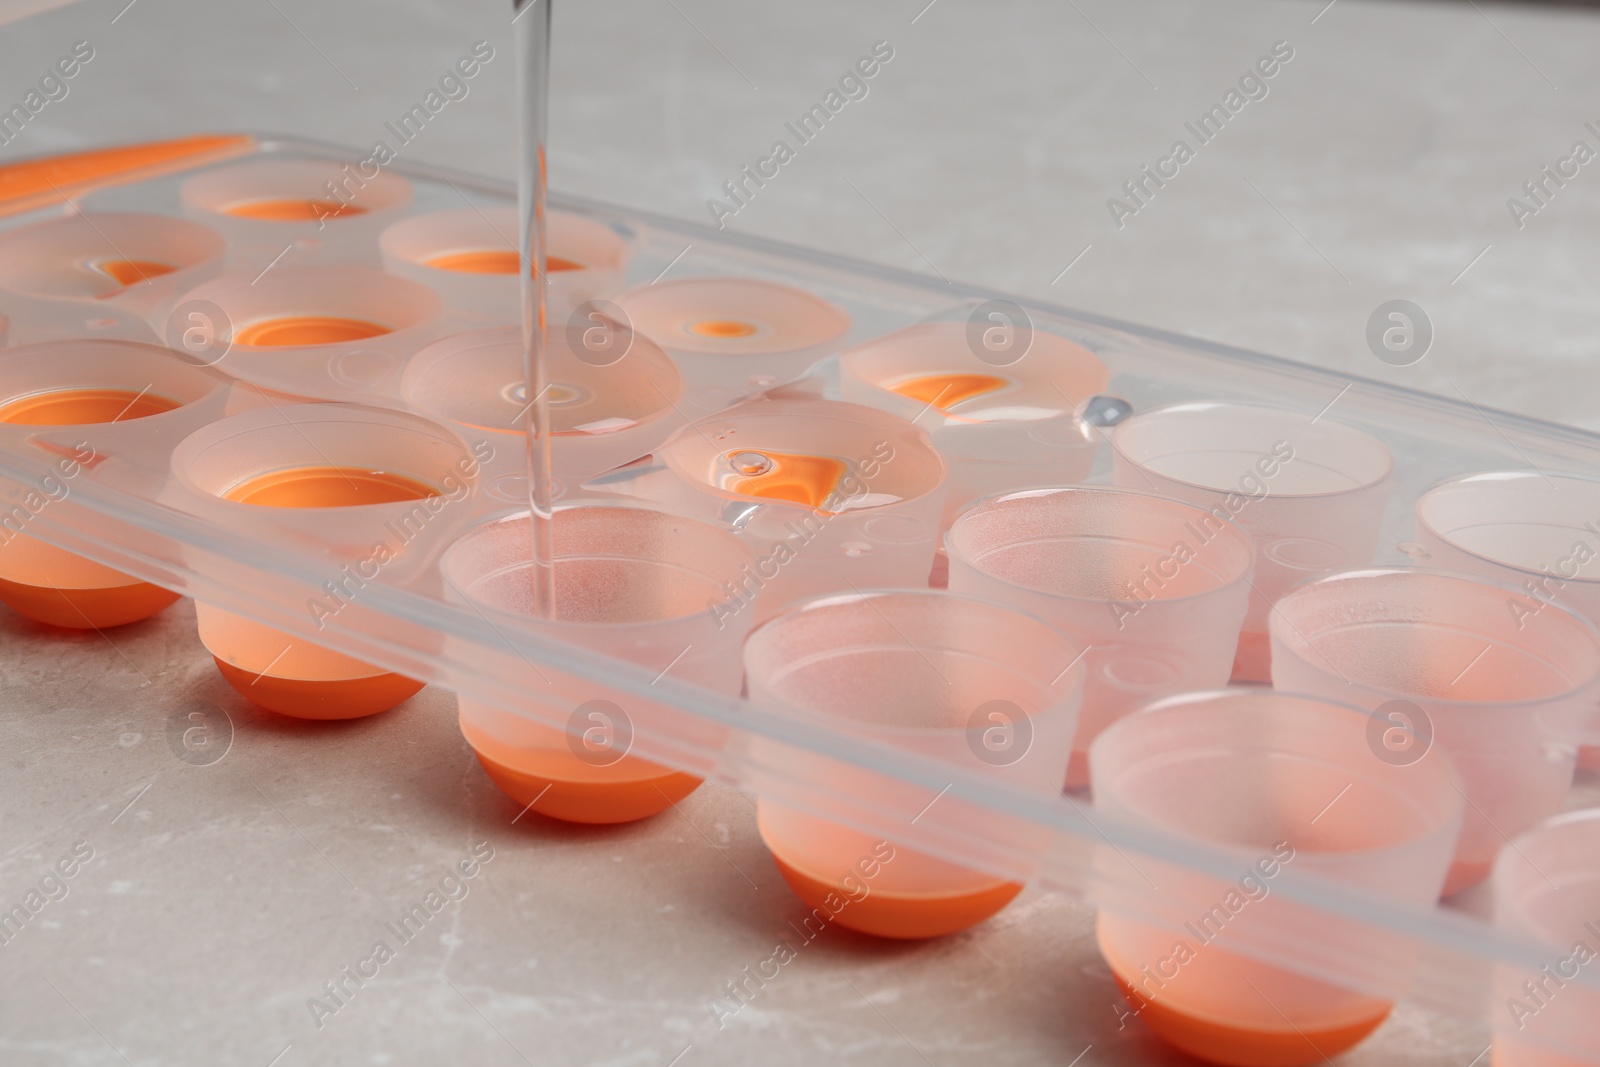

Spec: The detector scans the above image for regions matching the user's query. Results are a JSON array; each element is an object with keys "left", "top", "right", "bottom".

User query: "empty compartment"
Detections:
[
  {"left": 380, "top": 206, "right": 633, "bottom": 324},
  {"left": 166, "top": 402, "right": 484, "bottom": 719},
  {"left": 1269, "top": 567, "right": 1600, "bottom": 895}
]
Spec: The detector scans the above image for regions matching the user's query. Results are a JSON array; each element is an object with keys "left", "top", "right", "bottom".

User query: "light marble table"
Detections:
[{"left": 1, "top": 0, "right": 1595, "bottom": 1063}]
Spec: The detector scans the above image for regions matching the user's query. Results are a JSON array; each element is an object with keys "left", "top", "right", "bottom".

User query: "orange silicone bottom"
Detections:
[
  {"left": 234, "top": 316, "right": 390, "bottom": 347},
  {"left": 212, "top": 656, "right": 422, "bottom": 720},
  {"left": 223, "top": 466, "right": 438, "bottom": 508},
  {"left": 0, "top": 574, "right": 179, "bottom": 629},
  {"left": 1442, "top": 858, "right": 1493, "bottom": 898},
  {"left": 0, "top": 387, "right": 180, "bottom": 425},
  {"left": 423, "top": 249, "right": 583, "bottom": 274},
  {"left": 1231, "top": 629, "right": 1271, "bottom": 684},
  {"left": 96, "top": 258, "right": 176, "bottom": 287},
  {"left": 729, "top": 451, "right": 847, "bottom": 509},
  {"left": 1110, "top": 968, "right": 1391, "bottom": 1067},
  {"left": 888, "top": 372, "right": 1008, "bottom": 410},
  {"left": 770, "top": 853, "right": 1022, "bottom": 940},
  {"left": 688, "top": 318, "right": 758, "bottom": 339},
  {"left": 470, "top": 746, "right": 701, "bottom": 825},
  {"left": 1065, "top": 749, "right": 1091, "bottom": 791},
  {"left": 222, "top": 197, "right": 365, "bottom": 222}
]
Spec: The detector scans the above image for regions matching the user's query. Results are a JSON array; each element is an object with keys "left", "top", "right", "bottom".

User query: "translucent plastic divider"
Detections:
[
  {"left": 840, "top": 320, "right": 1108, "bottom": 516},
  {"left": 1111, "top": 401, "right": 1394, "bottom": 682},
  {"left": 179, "top": 157, "right": 411, "bottom": 268},
  {"left": 170, "top": 266, "right": 442, "bottom": 402},
  {"left": 1269, "top": 567, "right": 1600, "bottom": 896},
  {"left": 0, "top": 210, "right": 226, "bottom": 345},
  {"left": 380, "top": 206, "right": 633, "bottom": 325}
]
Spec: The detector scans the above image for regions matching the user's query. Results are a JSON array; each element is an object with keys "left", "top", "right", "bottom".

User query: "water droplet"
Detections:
[
  {"left": 1079, "top": 394, "right": 1133, "bottom": 427},
  {"left": 1396, "top": 540, "right": 1430, "bottom": 559},
  {"left": 729, "top": 451, "right": 773, "bottom": 476},
  {"left": 841, "top": 541, "right": 872, "bottom": 558}
]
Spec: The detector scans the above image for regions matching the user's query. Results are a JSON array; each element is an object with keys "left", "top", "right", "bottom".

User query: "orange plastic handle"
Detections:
[{"left": 0, "top": 133, "right": 255, "bottom": 217}]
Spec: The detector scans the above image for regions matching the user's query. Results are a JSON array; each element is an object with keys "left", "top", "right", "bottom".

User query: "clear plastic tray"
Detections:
[{"left": 3, "top": 133, "right": 1598, "bottom": 1061}]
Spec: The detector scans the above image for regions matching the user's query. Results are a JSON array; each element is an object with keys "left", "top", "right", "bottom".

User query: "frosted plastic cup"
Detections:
[
  {"left": 0, "top": 211, "right": 226, "bottom": 345},
  {"left": 653, "top": 397, "right": 947, "bottom": 622},
  {"left": 167, "top": 403, "right": 484, "bottom": 720},
  {"left": 614, "top": 277, "right": 851, "bottom": 412},
  {"left": 1491, "top": 810, "right": 1600, "bottom": 1067},
  {"left": 1111, "top": 401, "right": 1394, "bottom": 683},
  {"left": 946, "top": 486, "right": 1255, "bottom": 788},
  {"left": 0, "top": 340, "right": 229, "bottom": 628},
  {"left": 380, "top": 207, "right": 632, "bottom": 324},
  {"left": 839, "top": 321, "right": 1108, "bottom": 515},
  {"left": 1091, "top": 690, "right": 1465, "bottom": 1067},
  {"left": 744, "top": 590, "right": 1086, "bottom": 939},
  {"left": 179, "top": 158, "right": 411, "bottom": 269},
  {"left": 1269, "top": 568, "right": 1600, "bottom": 896},
  {"left": 1418, "top": 471, "right": 1600, "bottom": 770},
  {"left": 441, "top": 506, "right": 756, "bottom": 824},
  {"left": 402, "top": 323, "right": 683, "bottom": 488},
  {"left": 170, "top": 266, "right": 442, "bottom": 402}
]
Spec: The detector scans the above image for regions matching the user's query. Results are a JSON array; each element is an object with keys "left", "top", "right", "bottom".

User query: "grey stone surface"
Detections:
[{"left": 1, "top": 0, "right": 1596, "bottom": 1063}]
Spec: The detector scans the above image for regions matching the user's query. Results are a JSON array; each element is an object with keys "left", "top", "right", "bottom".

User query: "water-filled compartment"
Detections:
[
  {"left": 841, "top": 320, "right": 1109, "bottom": 514},
  {"left": 616, "top": 277, "right": 851, "bottom": 411},
  {"left": 441, "top": 506, "right": 754, "bottom": 823},
  {"left": 649, "top": 396, "right": 947, "bottom": 619},
  {"left": 402, "top": 322, "right": 682, "bottom": 487}
]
